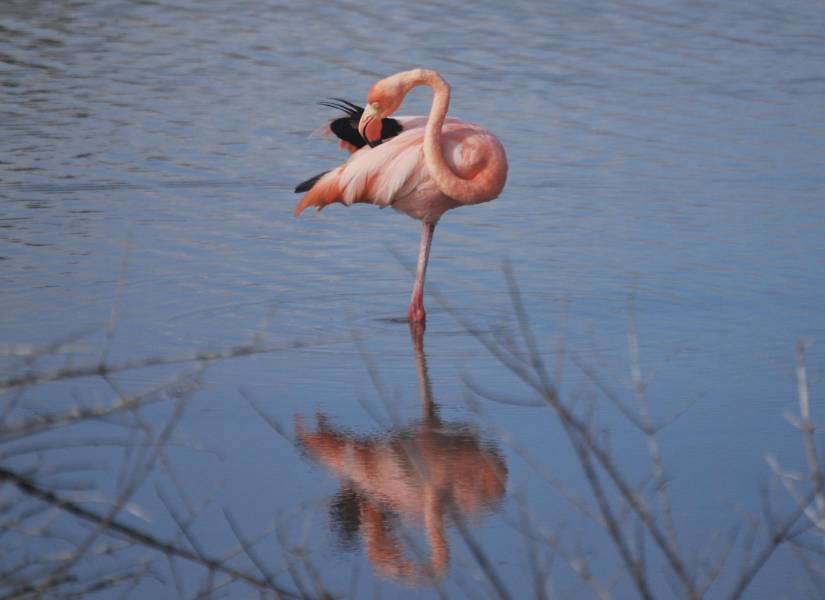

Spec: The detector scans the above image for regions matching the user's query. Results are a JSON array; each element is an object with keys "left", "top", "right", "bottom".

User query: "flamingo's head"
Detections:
[{"left": 358, "top": 73, "right": 408, "bottom": 147}]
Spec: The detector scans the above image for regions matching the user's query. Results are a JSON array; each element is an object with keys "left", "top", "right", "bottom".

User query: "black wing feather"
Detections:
[
  {"left": 294, "top": 100, "right": 405, "bottom": 194},
  {"left": 294, "top": 171, "right": 329, "bottom": 193},
  {"left": 321, "top": 98, "right": 403, "bottom": 150}
]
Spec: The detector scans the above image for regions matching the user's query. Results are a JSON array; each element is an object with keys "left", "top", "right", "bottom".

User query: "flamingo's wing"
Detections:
[
  {"left": 294, "top": 128, "right": 427, "bottom": 216},
  {"left": 341, "top": 138, "right": 421, "bottom": 206},
  {"left": 297, "top": 112, "right": 465, "bottom": 192}
]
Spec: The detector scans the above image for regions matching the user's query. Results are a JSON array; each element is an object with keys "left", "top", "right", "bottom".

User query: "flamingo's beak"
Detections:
[{"left": 358, "top": 104, "right": 382, "bottom": 148}]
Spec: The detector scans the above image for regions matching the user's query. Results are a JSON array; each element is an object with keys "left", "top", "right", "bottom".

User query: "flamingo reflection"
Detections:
[{"left": 295, "top": 325, "right": 507, "bottom": 584}]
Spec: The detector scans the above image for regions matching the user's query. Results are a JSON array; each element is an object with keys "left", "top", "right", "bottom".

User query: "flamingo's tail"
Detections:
[{"left": 294, "top": 169, "right": 341, "bottom": 217}]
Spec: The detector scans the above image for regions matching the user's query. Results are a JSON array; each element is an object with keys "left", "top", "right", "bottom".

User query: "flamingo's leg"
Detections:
[{"left": 408, "top": 221, "right": 436, "bottom": 324}]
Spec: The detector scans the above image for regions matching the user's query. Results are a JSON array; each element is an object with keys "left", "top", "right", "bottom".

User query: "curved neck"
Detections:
[
  {"left": 403, "top": 70, "right": 503, "bottom": 207},
  {"left": 420, "top": 70, "right": 451, "bottom": 162},
  {"left": 420, "top": 71, "right": 465, "bottom": 203}
]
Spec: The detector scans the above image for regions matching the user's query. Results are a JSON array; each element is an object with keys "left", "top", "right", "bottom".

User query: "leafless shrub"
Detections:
[
  {"left": 1, "top": 264, "right": 822, "bottom": 599},
  {"left": 0, "top": 315, "right": 343, "bottom": 599},
  {"left": 422, "top": 264, "right": 824, "bottom": 599}
]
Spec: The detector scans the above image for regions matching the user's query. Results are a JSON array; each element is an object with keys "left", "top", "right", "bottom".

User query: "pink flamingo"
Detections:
[{"left": 294, "top": 68, "right": 508, "bottom": 324}]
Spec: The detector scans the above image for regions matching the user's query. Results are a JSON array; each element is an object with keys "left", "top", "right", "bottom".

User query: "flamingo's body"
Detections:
[{"left": 295, "top": 69, "right": 508, "bottom": 323}]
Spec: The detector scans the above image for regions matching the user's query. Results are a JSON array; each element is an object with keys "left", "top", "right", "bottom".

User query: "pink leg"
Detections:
[{"left": 408, "top": 221, "right": 436, "bottom": 324}]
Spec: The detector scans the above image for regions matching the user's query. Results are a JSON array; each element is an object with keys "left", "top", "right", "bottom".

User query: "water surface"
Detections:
[{"left": 1, "top": 1, "right": 824, "bottom": 598}]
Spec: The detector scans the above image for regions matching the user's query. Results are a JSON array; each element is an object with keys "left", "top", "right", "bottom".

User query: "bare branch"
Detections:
[{"left": 0, "top": 466, "right": 301, "bottom": 598}]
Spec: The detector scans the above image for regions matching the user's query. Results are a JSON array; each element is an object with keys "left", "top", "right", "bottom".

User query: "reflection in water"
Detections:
[{"left": 295, "top": 325, "right": 507, "bottom": 584}]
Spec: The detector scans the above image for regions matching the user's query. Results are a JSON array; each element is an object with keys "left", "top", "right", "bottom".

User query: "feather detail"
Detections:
[
  {"left": 294, "top": 170, "right": 341, "bottom": 216},
  {"left": 294, "top": 171, "right": 330, "bottom": 193}
]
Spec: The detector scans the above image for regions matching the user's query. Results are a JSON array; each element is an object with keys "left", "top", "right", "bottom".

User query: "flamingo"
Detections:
[{"left": 294, "top": 68, "right": 508, "bottom": 324}]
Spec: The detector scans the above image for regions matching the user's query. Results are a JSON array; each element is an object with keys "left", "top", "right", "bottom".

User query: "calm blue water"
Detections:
[{"left": 2, "top": 0, "right": 824, "bottom": 598}]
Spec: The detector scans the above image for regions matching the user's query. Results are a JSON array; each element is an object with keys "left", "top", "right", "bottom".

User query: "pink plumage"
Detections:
[{"left": 295, "top": 68, "right": 508, "bottom": 325}]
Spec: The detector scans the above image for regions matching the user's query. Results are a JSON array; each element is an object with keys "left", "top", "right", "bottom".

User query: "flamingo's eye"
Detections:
[{"left": 370, "top": 102, "right": 380, "bottom": 111}]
